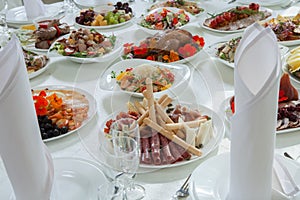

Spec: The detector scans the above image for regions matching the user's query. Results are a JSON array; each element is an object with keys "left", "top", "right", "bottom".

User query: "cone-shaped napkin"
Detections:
[
  {"left": 23, "top": 0, "right": 46, "bottom": 20},
  {"left": 0, "top": 35, "right": 53, "bottom": 200},
  {"left": 227, "top": 23, "right": 281, "bottom": 200}
]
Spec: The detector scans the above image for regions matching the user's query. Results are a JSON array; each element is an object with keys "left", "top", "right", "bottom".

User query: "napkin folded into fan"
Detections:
[
  {"left": 227, "top": 23, "right": 281, "bottom": 200},
  {"left": 0, "top": 35, "right": 53, "bottom": 199},
  {"left": 23, "top": 0, "right": 46, "bottom": 20}
]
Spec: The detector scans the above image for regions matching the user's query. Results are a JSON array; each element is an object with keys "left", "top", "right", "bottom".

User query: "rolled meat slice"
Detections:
[
  {"left": 175, "top": 143, "right": 192, "bottom": 160},
  {"left": 159, "top": 134, "right": 176, "bottom": 164},
  {"left": 140, "top": 137, "right": 152, "bottom": 165},
  {"left": 168, "top": 141, "right": 184, "bottom": 162},
  {"left": 150, "top": 131, "right": 161, "bottom": 165}
]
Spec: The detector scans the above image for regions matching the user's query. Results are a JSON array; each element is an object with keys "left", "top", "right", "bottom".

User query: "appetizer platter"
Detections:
[
  {"left": 137, "top": 7, "right": 195, "bottom": 35},
  {"left": 201, "top": 3, "right": 272, "bottom": 33},
  {"left": 100, "top": 79, "right": 225, "bottom": 168},
  {"left": 206, "top": 35, "right": 289, "bottom": 68},
  {"left": 49, "top": 28, "right": 121, "bottom": 63},
  {"left": 23, "top": 49, "right": 50, "bottom": 79},
  {"left": 223, "top": 74, "right": 300, "bottom": 134},
  {"left": 99, "top": 59, "right": 190, "bottom": 97},
  {"left": 261, "top": 14, "right": 300, "bottom": 47},
  {"left": 122, "top": 29, "right": 205, "bottom": 64},
  {"left": 75, "top": 2, "right": 134, "bottom": 29},
  {"left": 147, "top": 0, "right": 205, "bottom": 16},
  {"left": 283, "top": 46, "right": 300, "bottom": 84},
  {"left": 236, "top": 0, "right": 286, "bottom": 7},
  {"left": 32, "top": 85, "right": 97, "bottom": 142}
]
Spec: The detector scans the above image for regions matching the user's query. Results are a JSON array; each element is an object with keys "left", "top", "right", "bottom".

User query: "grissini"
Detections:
[{"left": 144, "top": 118, "right": 202, "bottom": 156}]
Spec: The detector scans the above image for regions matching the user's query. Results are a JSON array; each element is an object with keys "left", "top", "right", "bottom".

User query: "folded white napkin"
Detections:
[
  {"left": 0, "top": 35, "right": 53, "bottom": 200},
  {"left": 227, "top": 23, "right": 281, "bottom": 200},
  {"left": 23, "top": 0, "right": 46, "bottom": 20}
]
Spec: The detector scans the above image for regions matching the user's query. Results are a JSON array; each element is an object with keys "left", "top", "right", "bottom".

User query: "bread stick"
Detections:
[
  {"left": 144, "top": 118, "right": 202, "bottom": 156},
  {"left": 165, "top": 119, "right": 207, "bottom": 130}
]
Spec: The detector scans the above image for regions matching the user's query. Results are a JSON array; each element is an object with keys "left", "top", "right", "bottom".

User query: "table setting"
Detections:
[{"left": 1, "top": 0, "right": 300, "bottom": 199}]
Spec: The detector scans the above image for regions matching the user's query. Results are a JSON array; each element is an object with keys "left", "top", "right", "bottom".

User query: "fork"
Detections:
[{"left": 172, "top": 174, "right": 191, "bottom": 199}]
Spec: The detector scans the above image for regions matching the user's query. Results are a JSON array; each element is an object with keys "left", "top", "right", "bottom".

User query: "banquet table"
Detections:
[{"left": 1, "top": 0, "right": 300, "bottom": 199}]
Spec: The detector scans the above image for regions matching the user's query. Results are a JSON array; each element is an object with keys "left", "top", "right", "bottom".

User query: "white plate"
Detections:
[
  {"left": 6, "top": 3, "right": 62, "bottom": 25},
  {"left": 48, "top": 34, "right": 122, "bottom": 64},
  {"left": 74, "top": 16, "right": 135, "bottom": 30},
  {"left": 282, "top": 57, "right": 300, "bottom": 85},
  {"left": 190, "top": 153, "right": 300, "bottom": 200},
  {"left": 222, "top": 96, "right": 300, "bottom": 135},
  {"left": 121, "top": 36, "right": 204, "bottom": 64},
  {"left": 74, "top": 0, "right": 109, "bottom": 8},
  {"left": 24, "top": 44, "right": 49, "bottom": 53},
  {"left": 137, "top": 7, "right": 196, "bottom": 35},
  {"left": 0, "top": 157, "right": 108, "bottom": 200},
  {"left": 147, "top": 1, "right": 205, "bottom": 17},
  {"left": 206, "top": 38, "right": 289, "bottom": 69},
  {"left": 99, "top": 103, "right": 225, "bottom": 169},
  {"left": 279, "top": 40, "right": 300, "bottom": 47},
  {"left": 28, "top": 57, "right": 51, "bottom": 79},
  {"left": 201, "top": 7, "right": 273, "bottom": 34},
  {"left": 32, "top": 85, "right": 97, "bottom": 142},
  {"left": 99, "top": 59, "right": 191, "bottom": 98},
  {"left": 237, "top": 0, "right": 286, "bottom": 7}
]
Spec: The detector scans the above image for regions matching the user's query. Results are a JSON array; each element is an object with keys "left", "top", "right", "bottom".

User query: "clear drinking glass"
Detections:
[
  {"left": 110, "top": 118, "right": 145, "bottom": 200},
  {"left": 0, "top": 0, "right": 9, "bottom": 49},
  {"left": 98, "top": 136, "right": 141, "bottom": 200}
]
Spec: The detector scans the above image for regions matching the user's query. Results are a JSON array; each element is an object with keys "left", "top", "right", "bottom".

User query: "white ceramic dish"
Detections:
[
  {"left": 74, "top": 15, "right": 135, "bottom": 30},
  {"left": 137, "top": 7, "right": 196, "bottom": 35},
  {"left": 147, "top": 1, "right": 205, "bottom": 17},
  {"left": 206, "top": 38, "right": 289, "bottom": 69},
  {"left": 222, "top": 96, "right": 300, "bottom": 135},
  {"left": 74, "top": 0, "right": 107, "bottom": 8},
  {"left": 48, "top": 34, "right": 122, "bottom": 64},
  {"left": 0, "top": 157, "right": 108, "bottom": 200},
  {"left": 99, "top": 59, "right": 191, "bottom": 98},
  {"left": 28, "top": 57, "right": 51, "bottom": 79},
  {"left": 237, "top": 0, "right": 286, "bottom": 7},
  {"left": 6, "top": 4, "right": 62, "bottom": 25},
  {"left": 99, "top": 103, "right": 225, "bottom": 169},
  {"left": 32, "top": 85, "right": 97, "bottom": 142},
  {"left": 201, "top": 7, "right": 273, "bottom": 34},
  {"left": 190, "top": 153, "right": 300, "bottom": 200}
]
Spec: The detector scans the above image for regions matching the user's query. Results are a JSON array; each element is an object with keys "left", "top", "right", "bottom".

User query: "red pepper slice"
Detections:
[{"left": 53, "top": 24, "right": 61, "bottom": 37}]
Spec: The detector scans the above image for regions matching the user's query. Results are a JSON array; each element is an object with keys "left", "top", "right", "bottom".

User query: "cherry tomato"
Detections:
[
  {"left": 223, "top": 12, "right": 231, "bottom": 21},
  {"left": 209, "top": 19, "right": 218, "bottom": 28}
]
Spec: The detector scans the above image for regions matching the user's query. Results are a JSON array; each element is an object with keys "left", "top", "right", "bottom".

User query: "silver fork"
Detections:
[{"left": 172, "top": 174, "right": 191, "bottom": 199}]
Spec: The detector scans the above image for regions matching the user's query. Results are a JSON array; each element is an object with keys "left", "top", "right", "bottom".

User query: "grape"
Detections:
[{"left": 119, "top": 18, "right": 126, "bottom": 23}]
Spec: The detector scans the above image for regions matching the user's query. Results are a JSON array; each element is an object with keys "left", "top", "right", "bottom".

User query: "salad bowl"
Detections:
[
  {"left": 99, "top": 59, "right": 190, "bottom": 98},
  {"left": 137, "top": 7, "right": 196, "bottom": 35}
]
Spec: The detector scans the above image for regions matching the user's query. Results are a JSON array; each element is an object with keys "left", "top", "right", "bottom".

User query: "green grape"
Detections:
[{"left": 119, "top": 18, "right": 126, "bottom": 23}]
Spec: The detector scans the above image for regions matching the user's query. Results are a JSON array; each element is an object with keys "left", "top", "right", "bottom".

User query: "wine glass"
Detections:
[
  {"left": 110, "top": 118, "right": 145, "bottom": 200},
  {"left": 98, "top": 136, "right": 141, "bottom": 200},
  {"left": 0, "top": 0, "right": 9, "bottom": 49}
]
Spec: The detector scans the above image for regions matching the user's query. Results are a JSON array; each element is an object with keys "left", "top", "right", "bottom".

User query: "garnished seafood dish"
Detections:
[
  {"left": 216, "top": 36, "right": 241, "bottom": 63},
  {"left": 112, "top": 64, "right": 175, "bottom": 93},
  {"left": 122, "top": 29, "right": 205, "bottom": 63},
  {"left": 50, "top": 28, "right": 116, "bottom": 58},
  {"left": 203, "top": 3, "right": 271, "bottom": 32},
  {"left": 34, "top": 19, "right": 70, "bottom": 50},
  {"left": 228, "top": 73, "right": 300, "bottom": 132},
  {"left": 75, "top": 2, "right": 133, "bottom": 27},
  {"left": 101, "top": 78, "right": 224, "bottom": 167},
  {"left": 23, "top": 49, "right": 48, "bottom": 74},
  {"left": 148, "top": 0, "right": 204, "bottom": 16},
  {"left": 32, "top": 88, "right": 90, "bottom": 141},
  {"left": 262, "top": 14, "right": 300, "bottom": 42},
  {"left": 139, "top": 8, "right": 190, "bottom": 30}
]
